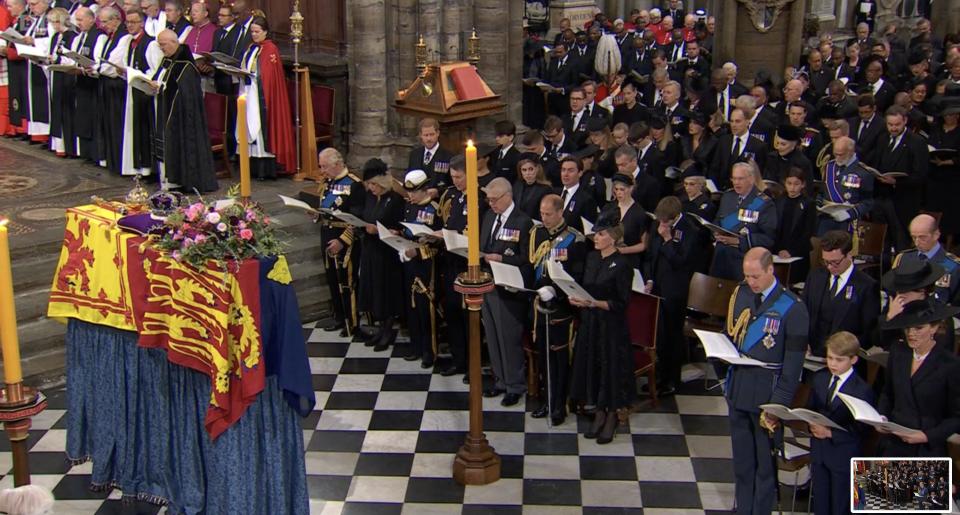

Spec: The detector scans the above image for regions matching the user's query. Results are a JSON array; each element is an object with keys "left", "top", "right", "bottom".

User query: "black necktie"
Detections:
[
  {"left": 731, "top": 136, "right": 741, "bottom": 159},
  {"left": 918, "top": 253, "right": 927, "bottom": 261},
  {"left": 889, "top": 137, "right": 897, "bottom": 152},
  {"left": 830, "top": 275, "right": 840, "bottom": 296},
  {"left": 828, "top": 374, "right": 840, "bottom": 401},
  {"left": 492, "top": 215, "right": 502, "bottom": 240},
  {"left": 561, "top": 189, "right": 568, "bottom": 202},
  {"left": 857, "top": 120, "right": 867, "bottom": 141},
  {"left": 754, "top": 293, "right": 763, "bottom": 309}
]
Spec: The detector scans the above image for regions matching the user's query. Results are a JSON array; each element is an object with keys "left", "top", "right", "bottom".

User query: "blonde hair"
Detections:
[
  {"left": 826, "top": 331, "right": 860, "bottom": 357},
  {"left": 47, "top": 7, "right": 70, "bottom": 24}
]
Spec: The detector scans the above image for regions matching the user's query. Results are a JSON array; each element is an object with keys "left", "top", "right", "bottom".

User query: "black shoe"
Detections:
[
  {"left": 501, "top": 393, "right": 522, "bottom": 407},
  {"left": 363, "top": 330, "right": 382, "bottom": 347},
  {"left": 322, "top": 319, "right": 344, "bottom": 332},
  {"left": 596, "top": 411, "right": 619, "bottom": 444},
  {"left": 657, "top": 383, "right": 677, "bottom": 396},
  {"left": 372, "top": 328, "right": 397, "bottom": 352},
  {"left": 550, "top": 409, "right": 566, "bottom": 426},
  {"left": 462, "top": 374, "right": 470, "bottom": 385},
  {"left": 420, "top": 359, "right": 434, "bottom": 369},
  {"left": 439, "top": 364, "right": 463, "bottom": 377},
  {"left": 482, "top": 387, "right": 505, "bottom": 398},
  {"left": 531, "top": 405, "right": 549, "bottom": 418},
  {"left": 403, "top": 352, "right": 420, "bottom": 361},
  {"left": 585, "top": 410, "right": 606, "bottom": 439}
]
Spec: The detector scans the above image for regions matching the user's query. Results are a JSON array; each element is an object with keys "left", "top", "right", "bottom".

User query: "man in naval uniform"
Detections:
[
  {"left": 316, "top": 148, "right": 365, "bottom": 334},
  {"left": 724, "top": 247, "right": 808, "bottom": 515},
  {"left": 816, "top": 136, "right": 874, "bottom": 235},
  {"left": 528, "top": 193, "right": 587, "bottom": 425},
  {"left": 710, "top": 162, "right": 778, "bottom": 280}
]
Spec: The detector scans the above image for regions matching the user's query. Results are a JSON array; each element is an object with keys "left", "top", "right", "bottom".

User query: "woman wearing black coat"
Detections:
[
  {"left": 512, "top": 158, "right": 553, "bottom": 221},
  {"left": 878, "top": 299, "right": 960, "bottom": 457},
  {"left": 774, "top": 167, "right": 817, "bottom": 282},
  {"left": 679, "top": 112, "right": 717, "bottom": 169},
  {"left": 356, "top": 159, "right": 405, "bottom": 350},
  {"left": 569, "top": 212, "right": 636, "bottom": 445}
]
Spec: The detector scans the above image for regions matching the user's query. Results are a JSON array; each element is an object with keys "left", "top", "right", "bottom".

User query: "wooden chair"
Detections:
[
  {"left": 683, "top": 272, "right": 740, "bottom": 337},
  {"left": 203, "top": 92, "right": 233, "bottom": 179},
  {"left": 312, "top": 84, "right": 336, "bottom": 146},
  {"left": 626, "top": 293, "right": 660, "bottom": 409},
  {"left": 853, "top": 221, "right": 887, "bottom": 278}
]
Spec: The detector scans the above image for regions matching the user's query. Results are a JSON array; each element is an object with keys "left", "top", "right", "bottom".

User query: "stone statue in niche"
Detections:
[{"left": 736, "top": 0, "right": 794, "bottom": 32}]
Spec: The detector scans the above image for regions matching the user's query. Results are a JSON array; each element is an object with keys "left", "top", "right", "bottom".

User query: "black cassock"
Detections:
[
  {"left": 96, "top": 26, "right": 127, "bottom": 173},
  {"left": 49, "top": 30, "right": 77, "bottom": 154},
  {"left": 72, "top": 28, "right": 102, "bottom": 160},
  {"left": 124, "top": 33, "right": 156, "bottom": 171},
  {"left": 357, "top": 191, "right": 404, "bottom": 323},
  {"left": 7, "top": 14, "right": 30, "bottom": 128},
  {"left": 154, "top": 45, "right": 218, "bottom": 192},
  {"left": 21, "top": 14, "right": 51, "bottom": 129}
]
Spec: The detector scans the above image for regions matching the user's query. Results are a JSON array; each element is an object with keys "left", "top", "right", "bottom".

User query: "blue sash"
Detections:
[
  {"left": 321, "top": 179, "right": 351, "bottom": 209},
  {"left": 937, "top": 254, "right": 958, "bottom": 274},
  {"left": 825, "top": 158, "right": 859, "bottom": 203},
  {"left": 741, "top": 291, "right": 797, "bottom": 353},
  {"left": 721, "top": 196, "right": 764, "bottom": 231}
]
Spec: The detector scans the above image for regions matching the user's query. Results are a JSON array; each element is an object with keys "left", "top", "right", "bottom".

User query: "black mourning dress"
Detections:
[{"left": 357, "top": 190, "right": 404, "bottom": 322}]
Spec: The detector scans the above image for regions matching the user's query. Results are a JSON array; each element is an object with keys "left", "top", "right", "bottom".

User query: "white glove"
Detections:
[
  {"left": 831, "top": 209, "right": 852, "bottom": 222},
  {"left": 537, "top": 286, "right": 557, "bottom": 302},
  {"left": 398, "top": 250, "right": 411, "bottom": 263}
]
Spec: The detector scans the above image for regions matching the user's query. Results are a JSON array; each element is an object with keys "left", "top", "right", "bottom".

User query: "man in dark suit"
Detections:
[
  {"left": 848, "top": 94, "right": 884, "bottom": 160},
  {"left": 866, "top": 106, "right": 929, "bottom": 250},
  {"left": 563, "top": 87, "right": 594, "bottom": 149},
  {"left": 859, "top": 56, "right": 897, "bottom": 113},
  {"left": 568, "top": 31, "right": 596, "bottom": 81},
  {"left": 806, "top": 332, "right": 875, "bottom": 515},
  {"left": 711, "top": 163, "right": 778, "bottom": 280},
  {"left": 702, "top": 68, "right": 734, "bottom": 120},
  {"left": 806, "top": 49, "right": 832, "bottom": 100},
  {"left": 491, "top": 120, "right": 521, "bottom": 184},
  {"left": 211, "top": 5, "right": 240, "bottom": 155},
  {"left": 479, "top": 178, "right": 535, "bottom": 406},
  {"left": 615, "top": 144, "right": 660, "bottom": 213},
  {"left": 407, "top": 118, "right": 454, "bottom": 193},
  {"left": 228, "top": 0, "right": 253, "bottom": 61},
  {"left": 543, "top": 114, "right": 578, "bottom": 160},
  {"left": 657, "top": 80, "right": 690, "bottom": 137},
  {"left": 674, "top": 40, "right": 710, "bottom": 80},
  {"left": 628, "top": 122, "right": 667, "bottom": 199},
  {"left": 750, "top": 84, "right": 780, "bottom": 134},
  {"left": 802, "top": 231, "right": 880, "bottom": 357},
  {"left": 644, "top": 196, "right": 702, "bottom": 394},
  {"left": 737, "top": 95, "right": 775, "bottom": 147},
  {"left": 710, "top": 108, "right": 768, "bottom": 189},
  {"left": 543, "top": 42, "right": 578, "bottom": 117},
  {"left": 557, "top": 157, "right": 598, "bottom": 233},
  {"left": 725, "top": 248, "right": 809, "bottom": 515},
  {"left": 622, "top": 34, "right": 653, "bottom": 79}
]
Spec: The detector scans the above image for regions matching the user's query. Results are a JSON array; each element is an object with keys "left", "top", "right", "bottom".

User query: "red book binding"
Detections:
[{"left": 450, "top": 66, "right": 488, "bottom": 101}]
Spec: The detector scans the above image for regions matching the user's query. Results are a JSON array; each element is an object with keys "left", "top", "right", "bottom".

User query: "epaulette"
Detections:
[
  {"left": 891, "top": 248, "right": 917, "bottom": 268},
  {"left": 567, "top": 227, "right": 586, "bottom": 242},
  {"left": 429, "top": 200, "right": 440, "bottom": 210},
  {"left": 805, "top": 127, "right": 820, "bottom": 134},
  {"left": 945, "top": 251, "right": 960, "bottom": 264},
  {"left": 347, "top": 172, "right": 361, "bottom": 182},
  {"left": 758, "top": 192, "right": 771, "bottom": 201}
]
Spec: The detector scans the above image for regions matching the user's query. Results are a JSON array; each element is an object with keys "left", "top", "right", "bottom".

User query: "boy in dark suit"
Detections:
[{"left": 807, "top": 331, "right": 874, "bottom": 515}]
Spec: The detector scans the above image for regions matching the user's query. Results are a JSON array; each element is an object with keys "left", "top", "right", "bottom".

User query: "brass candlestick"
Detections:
[
  {"left": 291, "top": 0, "right": 305, "bottom": 181},
  {"left": 467, "top": 28, "right": 480, "bottom": 66},
  {"left": 415, "top": 34, "right": 428, "bottom": 73}
]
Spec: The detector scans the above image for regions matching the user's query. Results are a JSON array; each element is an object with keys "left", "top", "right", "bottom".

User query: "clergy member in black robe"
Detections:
[
  {"left": 93, "top": 6, "right": 127, "bottom": 173},
  {"left": 70, "top": 7, "right": 103, "bottom": 161},
  {"left": 153, "top": 30, "right": 217, "bottom": 192},
  {"left": 119, "top": 10, "right": 159, "bottom": 176},
  {"left": 6, "top": 3, "right": 30, "bottom": 133}
]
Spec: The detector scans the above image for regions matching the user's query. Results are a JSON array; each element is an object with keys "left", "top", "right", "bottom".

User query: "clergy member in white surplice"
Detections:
[{"left": 117, "top": 9, "right": 161, "bottom": 176}]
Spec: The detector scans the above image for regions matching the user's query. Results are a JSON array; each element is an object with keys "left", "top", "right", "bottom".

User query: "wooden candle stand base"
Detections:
[{"left": 0, "top": 385, "right": 47, "bottom": 486}]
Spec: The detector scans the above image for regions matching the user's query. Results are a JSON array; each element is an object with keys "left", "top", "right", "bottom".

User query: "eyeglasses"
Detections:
[
  {"left": 486, "top": 194, "right": 505, "bottom": 204},
  {"left": 822, "top": 256, "right": 848, "bottom": 267}
]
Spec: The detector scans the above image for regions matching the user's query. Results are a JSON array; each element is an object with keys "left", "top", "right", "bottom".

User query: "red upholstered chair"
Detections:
[
  {"left": 203, "top": 92, "right": 232, "bottom": 179},
  {"left": 626, "top": 292, "right": 660, "bottom": 409},
  {"left": 312, "top": 84, "right": 335, "bottom": 145}
]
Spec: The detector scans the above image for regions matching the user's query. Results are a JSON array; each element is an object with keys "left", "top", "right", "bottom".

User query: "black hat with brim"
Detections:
[
  {"left": 881, "top": 298, "right": 960, "bottom": 330},
  {"left": 881, "top": 259, "right": 945, "bottom": 293},
  {"left": 362, "top": 158, "right": 389, "bottom": 181},
  {"left": 592, "top": 210, "right": 621, "bottom": 233}
]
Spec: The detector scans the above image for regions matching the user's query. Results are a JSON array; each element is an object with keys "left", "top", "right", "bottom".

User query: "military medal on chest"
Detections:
[{"left": 762, "top": 317, "right": 780, "bottom": 349}]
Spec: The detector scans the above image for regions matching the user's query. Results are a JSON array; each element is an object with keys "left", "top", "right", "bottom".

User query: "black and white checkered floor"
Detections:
[
  {"left": 0, "top": 322, "right": 825, "bottom": 514},
  {"left": 861, "top": 492, "right": 921, "bottom": 511}
]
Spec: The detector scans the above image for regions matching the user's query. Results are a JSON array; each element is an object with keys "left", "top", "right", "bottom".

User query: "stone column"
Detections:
[
  {"left": 474, "top": 0, "right": 523, "bottom": 137},
  {"left": 441, "top": 0, "right": 465, "bottom": 62},
  {"left": 346, "top": 0, "right": 394, "bottom": 168}
]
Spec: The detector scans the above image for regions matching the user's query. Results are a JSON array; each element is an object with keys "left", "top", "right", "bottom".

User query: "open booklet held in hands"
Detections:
[
  {"left": 688, "top": 214, "right": 739, "bottom": 238},
  {"left": 693, "top": 329, "right": 779, "bottom": 368},
  {"left": 489, "top": 261, "right": 534, "bottom": 293},
  {"left": 376, "top": 222, "right": 419, "bottom": 253},
  {"left": 441, "top": 229, "right": 469, "bottom": 258},
  {"left": 758, "top": 403, "right": 846, "bottom": 431},
  {"left": 836, "top": 392, "right": 923, "bottom": 436},
  {"left": 546, "top": 259, "right": 595, "bottom": 303}
]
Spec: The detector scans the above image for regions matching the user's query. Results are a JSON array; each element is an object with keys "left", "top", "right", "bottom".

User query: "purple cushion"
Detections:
[{"left": 118, "top": 213, "right": 166, "bottom": 236}]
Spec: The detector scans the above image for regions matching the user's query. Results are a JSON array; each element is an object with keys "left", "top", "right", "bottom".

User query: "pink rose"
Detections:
[
  {"left": 239, "top": 228, "right": 254, "bottom": 240},
  {"left": 238, "top": 221, "right": 247, "bottom": 229},
  {"left": 194, "top": 234, "right": 207, "bottom": 243},
  {"left": 172, "top": 251, "right": 181, "bottom": 261}
]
